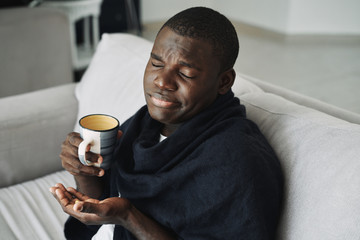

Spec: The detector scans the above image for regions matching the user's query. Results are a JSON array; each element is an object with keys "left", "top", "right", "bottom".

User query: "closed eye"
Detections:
[
  {"left": 151, "top": 61, "right": 163, "bottom": 68},
  {"left": 179, "top": 72, "right": 195, "bottom": 79}
]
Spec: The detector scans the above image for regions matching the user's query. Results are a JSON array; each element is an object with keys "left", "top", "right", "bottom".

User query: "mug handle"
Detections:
[{"left": 78, "top": 138, "right": 94, "bottom": 166}]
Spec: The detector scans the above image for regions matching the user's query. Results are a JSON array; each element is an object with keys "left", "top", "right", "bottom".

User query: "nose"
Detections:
[{"left": 154, "top": 69, "right": 177, "bottom": 91}]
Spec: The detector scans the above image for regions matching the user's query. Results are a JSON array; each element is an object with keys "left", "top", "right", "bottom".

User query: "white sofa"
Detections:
[{"left": 1, "top": 33, "right": 360, "bottom": 240}]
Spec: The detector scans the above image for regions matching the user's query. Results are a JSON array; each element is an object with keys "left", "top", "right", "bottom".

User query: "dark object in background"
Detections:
[
  {"left": 0, "top": 0, "right": 32, "bottom": 7},
  {"left": 74, "top": 0, "right": 141, "bottom": 81},
  {"left": 100, "top": 0, "right": 141, "bottom": 34},
  {"left": 75, "top": 0, "right": 141, "bottom": 44},
  {"left": 100, "top": 0, "right": 141, "bottom": 35}
]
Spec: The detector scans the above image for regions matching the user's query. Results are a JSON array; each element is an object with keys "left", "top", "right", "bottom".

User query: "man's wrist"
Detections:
[
  {"left": 119, "top": 204, "right": 176, "bottom": 240},
  {"left": 74, "top": 175, "right": 104, "bottom": 199}
]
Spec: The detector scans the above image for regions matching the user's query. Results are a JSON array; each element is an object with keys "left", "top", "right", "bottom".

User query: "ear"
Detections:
[{"left": 218, "top": 68, "right": 236, "bottom": 95}]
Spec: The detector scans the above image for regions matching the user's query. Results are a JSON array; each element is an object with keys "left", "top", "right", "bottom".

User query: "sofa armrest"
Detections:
[{"left": 0, "top": 83, "right": 78, "bottom": 187}]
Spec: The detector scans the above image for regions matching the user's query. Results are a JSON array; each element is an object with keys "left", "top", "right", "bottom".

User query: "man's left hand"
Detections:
[{"left": 49, "top": 183, "right": 131, "bottom": 226}]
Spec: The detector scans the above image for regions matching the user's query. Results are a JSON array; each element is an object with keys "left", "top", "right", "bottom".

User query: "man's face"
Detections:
[{"left": 143, "top": 27, "right": 222, "bottom": 126}]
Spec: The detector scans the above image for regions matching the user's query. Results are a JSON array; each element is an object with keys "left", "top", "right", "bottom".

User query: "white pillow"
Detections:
[
  {"left": 0, "top": 171, "right": 74, "bottom": 239},
  {"left": 240, "top": 92, "right": 360, "bottom": 240},
  {"left": 75, "top": 33, "right": 152, "bottom": 130}
]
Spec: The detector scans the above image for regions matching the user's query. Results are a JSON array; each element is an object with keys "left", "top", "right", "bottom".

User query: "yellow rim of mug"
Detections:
[{"left": 79, "top": 114, "right": 119, "bottom": 132}]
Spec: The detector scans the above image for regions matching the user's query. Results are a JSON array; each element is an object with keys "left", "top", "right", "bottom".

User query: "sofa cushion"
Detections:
[
  {"left": 74, "top": 33, "right": 263, "bottom": 130},
  {"left": 240, "top": 92, "right": 360, "bottom": 240},
  {"left": 74, "top": 33, "right": 150, "bottom": 130},
  {"left": 0, "top": 171, "right": 74, "bottom": 239},
  {"left": 0, "top": 83, "right": 77, "bottom": 187}
]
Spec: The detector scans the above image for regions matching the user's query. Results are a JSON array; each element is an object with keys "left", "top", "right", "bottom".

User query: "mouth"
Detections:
[{"left": 148, "top": 93, "right": 180, "bottom": 108}]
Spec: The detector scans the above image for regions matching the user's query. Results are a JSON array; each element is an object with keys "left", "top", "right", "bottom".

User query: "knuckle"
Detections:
[
  {"left": 69, "top": 132, "right": 79, "bottom": 137},
  {"left": 67, "top": 132, "right": 80, "bottom": 145},
  {"left": 66, "top": 132, "right": 74, "bottom": 141},
  {"left": 59, "top": 152, "right": 70, "bottom": 163},
  {"left": 59, "top": 151, "right": 67, "bottom": 159},
  {"left": 59, "top": 154, "right": 67, "bottom": 167},
  {"left": 61, "top": 140, "right": 69, "bottom": 150},
  {"left": 74, "top": 160, "right": 84, "bottom": 170}
]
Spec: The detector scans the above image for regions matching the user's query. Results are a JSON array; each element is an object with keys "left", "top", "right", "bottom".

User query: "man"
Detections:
[{"left": 50, "top": 7, "right": 283, "bottom": 240}]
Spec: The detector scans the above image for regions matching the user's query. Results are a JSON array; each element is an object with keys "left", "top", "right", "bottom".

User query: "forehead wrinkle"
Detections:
[
  {"left": 153, "top": 33, "right": 205, "bottom": 71},
  {"left": 153, "top": 43, "right": 187, "bottom": 65},
  {"left": 169, "top": 44, "right": 203, "bottom": 70}
]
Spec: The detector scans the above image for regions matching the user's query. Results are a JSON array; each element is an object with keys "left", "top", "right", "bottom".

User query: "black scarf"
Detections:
[{"left": 65, "top": 90, "right": 283, "bottom": 240}]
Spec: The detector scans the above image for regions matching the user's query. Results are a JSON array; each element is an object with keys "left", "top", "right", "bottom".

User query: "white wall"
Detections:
[
  {"left": 141, "top": 0, "right": 215, "bottom": 22},
  {"left": 213, "top": 0, "right": 290, "bottom": 34},
  {"left": 287, "top": 0, "right": 360, "bottom": 35},
  {"left": 140, "top": 0, "right": 360, "bottom": 35}
]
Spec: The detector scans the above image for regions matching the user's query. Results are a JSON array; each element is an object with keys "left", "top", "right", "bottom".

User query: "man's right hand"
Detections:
[{"left": 60, "top": 132, "right": 104, "bottom": 177}]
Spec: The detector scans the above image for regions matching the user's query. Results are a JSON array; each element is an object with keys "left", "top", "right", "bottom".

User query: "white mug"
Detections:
[{"left": 78, "top": 114, "right": 119, "bottom": 170}]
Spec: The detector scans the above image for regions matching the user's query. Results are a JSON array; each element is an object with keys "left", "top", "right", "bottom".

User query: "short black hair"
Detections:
[{"left": 160, "top": 7, "right": 239, "bottom": 73}]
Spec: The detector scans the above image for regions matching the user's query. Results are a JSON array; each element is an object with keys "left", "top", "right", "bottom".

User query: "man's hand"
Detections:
[
  {"left": 60, "top": 132, "right": 104, "bottom": 177},
  {"left": 49, "top": 183, "right": 131, "bottom": 225},
  {"left": 50, "top": 183, "right": 177, "bottom": 240}
]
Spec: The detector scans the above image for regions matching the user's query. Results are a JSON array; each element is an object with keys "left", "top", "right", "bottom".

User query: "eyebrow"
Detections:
[
  {"left": 179, "top": 60, "right": 197, "bottom": 69},
  {"left": 151, "top": 53, "right": 162, "bottom": 61},
  {"left": 150, "top": 52, "right": 201, "bottom": 71}
]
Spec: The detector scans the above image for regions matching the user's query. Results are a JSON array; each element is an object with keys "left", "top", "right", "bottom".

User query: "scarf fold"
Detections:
[
  {"left": 115, "top": 90, "right": 245, "bottom": 172},
  {"left": 108, "top": 90, "right": 282, "bottom": 239}
]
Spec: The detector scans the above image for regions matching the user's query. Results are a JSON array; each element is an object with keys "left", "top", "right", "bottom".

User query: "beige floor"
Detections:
[{"left": 140, "top": 21, "right": 360, "bottom": 115}]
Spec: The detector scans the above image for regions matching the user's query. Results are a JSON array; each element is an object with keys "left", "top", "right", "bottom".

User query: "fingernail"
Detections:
[
  {"left": 74, "top": 201, "right": 83, "bottom": 212},
  {"left": 55, "top": 189, "right": 61, "bottom": 197}
]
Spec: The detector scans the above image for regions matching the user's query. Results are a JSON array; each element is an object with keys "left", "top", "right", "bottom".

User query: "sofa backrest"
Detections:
[
  {"left": 76, "top": 33, "right": 360, "bottom": 240},
  {"left": 238, "top": 91, "right": 360, "bottom": 240},
  {"left": 0, "top": 7, "right": 73, "bottom": 97}
]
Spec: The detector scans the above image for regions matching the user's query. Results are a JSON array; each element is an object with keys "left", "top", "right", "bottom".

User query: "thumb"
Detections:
[
  {"left": 75, "top": 201, "right": 108, "bottom": 216},
  {"left": 73, "top": 200, "right": 85, "bottom": 212}
]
